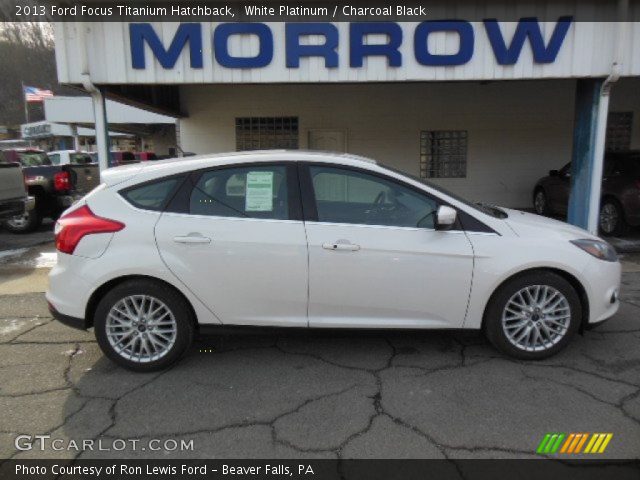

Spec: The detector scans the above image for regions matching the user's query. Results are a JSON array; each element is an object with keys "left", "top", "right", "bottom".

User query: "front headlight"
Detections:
[{"left": 570, "top": 239, "right": 618, "bottom": 262}]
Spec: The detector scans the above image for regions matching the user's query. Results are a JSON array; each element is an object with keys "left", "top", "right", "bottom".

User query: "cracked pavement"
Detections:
[{"left": 0, "top": 244, "right": 639, "bottom": 460}]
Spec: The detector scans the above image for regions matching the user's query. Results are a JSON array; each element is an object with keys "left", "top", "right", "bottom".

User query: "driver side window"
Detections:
[{"left": 309, "top": 166, "right": 438, "bottom": 228}]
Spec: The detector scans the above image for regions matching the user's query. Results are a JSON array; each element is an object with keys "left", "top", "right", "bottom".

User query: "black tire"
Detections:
[
  {"left": 2, "top": 209, "right": 42, "bottom": 234},
  {"left": 94, "top": 279, "right": 195, "bottom": 372},
  {"left": 484, "top": 271, "right": 581, "bottom": 360},
  {"left": 533, "top": 188, "right": 548, "bottom": 216},
  {"left": 599, "top": 198, "right": 627, "bottom": 237}
]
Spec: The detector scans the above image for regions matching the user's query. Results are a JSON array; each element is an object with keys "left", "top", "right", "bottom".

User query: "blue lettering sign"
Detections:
[
  {"left": 214, "top": 23, "right": 273, "bottom": 68},
  {"left": 484, "top": 16, "right": 573, "bottom": 65},
  {"left": 128, "top": 19, "right": 572, "bottom": 71},
  {"left": 286, "top": 23, "right": 339, "bottom": 68},
  {"left": 349, "top": 23, "right": 403, "bottom": 68},
  {"left": 414, "top": 21, "right": 474, "bottom": 66},
  {"left": 130, "top": 23, "right": 203, "bottom": 69}
]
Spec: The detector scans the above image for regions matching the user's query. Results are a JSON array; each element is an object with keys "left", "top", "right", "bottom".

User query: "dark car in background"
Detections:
[
  {"left": 88, "top": 151, "right": 138, "bottom": 167},
  {"left": 533, "top": 151, "right": 640, "bottom": 235},
  {"left": 0, "top": 148, "right": 100, "bottom": 233}
]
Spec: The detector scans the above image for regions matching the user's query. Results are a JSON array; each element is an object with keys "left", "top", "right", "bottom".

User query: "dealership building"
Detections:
[{"left": 53, "top": 1, "right": 640, "bottom": 232}]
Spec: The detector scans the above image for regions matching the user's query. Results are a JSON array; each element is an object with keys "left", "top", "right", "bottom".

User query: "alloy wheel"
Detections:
[
  {"left": 501, "top": 285, "right": 571, "bottom": 352},
  {"left": 534, "top": 191, "right": 546, "bottom": 215},
  {"left": 106, "top": 295, "right": 177, "bottom": 363},
  {"left": 599, "top": 203, "right": 619, "bottom": 235}
]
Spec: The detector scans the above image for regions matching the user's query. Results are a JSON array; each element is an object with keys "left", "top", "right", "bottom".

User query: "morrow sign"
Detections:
[{"left": 130, "top": 19, "right": 573, "bottom": 70}]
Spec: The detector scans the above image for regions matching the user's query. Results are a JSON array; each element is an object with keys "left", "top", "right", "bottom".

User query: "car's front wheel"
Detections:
[
  {"left": 484, "top": 271, "right": 581, "bottom": 360},
  {"left": 94, "top": 279, "right": 195, "bottom": 371}
]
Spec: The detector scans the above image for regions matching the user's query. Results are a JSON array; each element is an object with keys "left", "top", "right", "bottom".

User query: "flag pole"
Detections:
[{"left": 21, "top": 81, "right": 29, "bottom": 123}]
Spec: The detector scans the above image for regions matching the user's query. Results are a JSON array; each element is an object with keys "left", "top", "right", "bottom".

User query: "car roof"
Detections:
[{"left": 101, "top": 150, "right": 378, "bottom": 187}]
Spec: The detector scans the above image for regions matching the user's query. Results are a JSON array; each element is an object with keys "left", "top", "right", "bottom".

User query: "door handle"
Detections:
[
  {"left": 173, "top": 234, "right": 211, "bottom": 244},
  {"left": 322, "top": 242, "right": 360, "bottom": 251}
]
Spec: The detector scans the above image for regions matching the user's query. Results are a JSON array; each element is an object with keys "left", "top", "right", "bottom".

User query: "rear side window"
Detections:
[
  {"left": 121, "top": 178, "right": 181, "bottom": 211},
  {"left": 189, "top": 165, "right": 289, "bottom": 220}
]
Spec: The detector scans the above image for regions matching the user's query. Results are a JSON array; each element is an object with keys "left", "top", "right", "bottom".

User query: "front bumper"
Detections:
[
  {"left": 48, "top": 301, "right": 88, "bottom": 330},
  {"left": 582, "top": 257, "right": 622, "bottom": 325}
]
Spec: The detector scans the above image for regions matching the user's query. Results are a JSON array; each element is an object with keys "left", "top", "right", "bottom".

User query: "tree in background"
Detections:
[{"left": 0, "top": 22, "right": 80, "bottom": 128}]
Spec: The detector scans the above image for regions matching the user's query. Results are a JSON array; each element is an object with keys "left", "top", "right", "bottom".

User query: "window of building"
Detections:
[
  {"left": 189, "top": 165, "right": 289, "bottom": 220},
  {"left": 606, "top": 112, "right": 633, "bottom": 152},
  {"left": 309, "top": 165, "right": 438, "bottom": 228},
  {"left": 235, "top": 117, "right": 299, "bottom": 151},
  {"left": 420, "top": 130, "right": 468, "bottom": 179}
]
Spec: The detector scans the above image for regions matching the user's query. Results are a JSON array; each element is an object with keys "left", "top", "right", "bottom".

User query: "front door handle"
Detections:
[
  {"left": 173, "top": 234, "right": 211, "bottom": 244},
  {"left": 322, "top": 241, "right": 360, "bottom": 251}
]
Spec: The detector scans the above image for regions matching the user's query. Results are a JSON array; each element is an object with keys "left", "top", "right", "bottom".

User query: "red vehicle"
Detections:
[
  {"left": 134, "top": 151, "right": 158, "bottom": 161},
  {"left": 90, "top": 151, "right": 137, "bottom": 168}
]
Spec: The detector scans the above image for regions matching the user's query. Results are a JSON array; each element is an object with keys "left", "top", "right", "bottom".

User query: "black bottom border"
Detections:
[{"left": 1, "top": 459, "right": 639, "bottom": 480}]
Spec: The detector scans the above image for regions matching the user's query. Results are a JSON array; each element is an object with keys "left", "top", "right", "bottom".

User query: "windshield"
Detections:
[
  {"left": 18, "top": 151, "right": 50, "bottom": 167},
  {"left": 380, "top": 164, "right": 508, "bottom": 219},
  {"left": 70, "top": 153, "right": 94, "bottom": 165}
]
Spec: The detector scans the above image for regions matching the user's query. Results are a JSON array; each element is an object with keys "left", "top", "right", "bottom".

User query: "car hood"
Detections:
[{"left": 501, "top": 208, "right": 598, "bottom": 240}]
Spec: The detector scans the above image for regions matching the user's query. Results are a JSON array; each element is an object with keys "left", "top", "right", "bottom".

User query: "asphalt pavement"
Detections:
[{"left": 0, "top": 242, "right": 639, "bottom": 460}]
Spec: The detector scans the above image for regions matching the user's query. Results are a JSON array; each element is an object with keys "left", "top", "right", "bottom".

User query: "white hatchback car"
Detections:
[{"left": 47, "top": 151, "right": 621, "bottom": 371}]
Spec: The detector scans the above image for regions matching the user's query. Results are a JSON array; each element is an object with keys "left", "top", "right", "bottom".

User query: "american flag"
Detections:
[{"left": 24, "top": 86, "right": 54, "bottom": 103}]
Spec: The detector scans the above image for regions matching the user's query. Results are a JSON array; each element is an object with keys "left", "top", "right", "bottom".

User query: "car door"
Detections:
[
  {"left": 300, "top": 163, "right": 475, "bottom": 329},
  {"left": 155, "top": 163, "right": 309, "bottom": 327}
]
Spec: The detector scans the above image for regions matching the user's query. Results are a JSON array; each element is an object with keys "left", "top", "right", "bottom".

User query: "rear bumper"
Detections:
[{"left": 48, "top": 301, "right": 88, "bottom": 330}]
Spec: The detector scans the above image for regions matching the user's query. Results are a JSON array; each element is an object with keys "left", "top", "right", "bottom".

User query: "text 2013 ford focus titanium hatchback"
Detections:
[{"left": 47, "top": 151, "right": 621, "bottom": 371}]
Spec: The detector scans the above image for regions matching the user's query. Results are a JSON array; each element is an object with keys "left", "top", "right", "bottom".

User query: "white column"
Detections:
[{"left": 90, "top": 89, "right": 110, "bottom": 174}]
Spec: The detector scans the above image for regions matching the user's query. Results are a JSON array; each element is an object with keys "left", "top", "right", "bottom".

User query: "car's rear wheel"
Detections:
[
  {"left": 533, "top": 189, "right": 548, "bottom": 216},
  {"left": 94, "top": 279, "right": 195, "bottom": 371},
  {"left": 2, "top": 209, "right": 41, "bottom": 233},
  {"left": 484, "top": 271, "right": 581, "bottom": 360},
  {"left": 599, "top": 199, "right": 626, "bottom": 236}
]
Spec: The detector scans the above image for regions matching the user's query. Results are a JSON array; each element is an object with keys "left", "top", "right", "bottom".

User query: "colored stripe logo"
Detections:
[{"left": 537, "top": 433, "right": 613, "bottom": 454}]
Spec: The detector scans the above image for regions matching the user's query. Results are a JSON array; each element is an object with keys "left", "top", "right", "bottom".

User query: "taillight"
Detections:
[
  {"left": 55, "top": 205, "right": 124, "bottom": 255},
  {"left": 54, "top": 171, "right": 70, "bottom": 191},
  {"left": 635, "top": 179, "right": 640, "bottom": 190}
]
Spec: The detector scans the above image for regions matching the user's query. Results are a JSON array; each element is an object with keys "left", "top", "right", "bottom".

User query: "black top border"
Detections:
[{"left": 2, "top": 0, "right": 640, "bottom": 22}]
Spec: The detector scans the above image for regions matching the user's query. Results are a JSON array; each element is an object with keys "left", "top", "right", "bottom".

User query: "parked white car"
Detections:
[{"left": 47, "top": 151, "right": 621, "bottom": 371}]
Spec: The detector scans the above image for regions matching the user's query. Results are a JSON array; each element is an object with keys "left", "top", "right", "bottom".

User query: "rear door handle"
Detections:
[
  {"left": 322, "top": 242, "right": 360, "bottom": 251},
  {"left": 173, "top": 234, "right": 211, "bottom": 244}
]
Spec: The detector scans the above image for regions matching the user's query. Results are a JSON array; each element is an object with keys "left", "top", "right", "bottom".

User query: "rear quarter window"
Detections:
[{"left": 121, "top": 177, "right": 182, "bottom": 211}]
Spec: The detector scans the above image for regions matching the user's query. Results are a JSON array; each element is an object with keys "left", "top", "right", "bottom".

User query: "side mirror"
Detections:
[
  {"left": 549, "top": 169, "right": 559, "bottom": 177},
  {"left": 436, "top": 205, "right": 457, "bottom": 231}
]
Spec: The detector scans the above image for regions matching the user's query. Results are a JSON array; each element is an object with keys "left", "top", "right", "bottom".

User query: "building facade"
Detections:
[{"left": 53, "top": 1, "right": 640, "bottom": 229}]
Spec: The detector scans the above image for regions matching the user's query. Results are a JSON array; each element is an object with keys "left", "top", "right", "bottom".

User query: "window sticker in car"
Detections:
[{"left": 245, "top": 171, "right": 274, "bottom": 212}]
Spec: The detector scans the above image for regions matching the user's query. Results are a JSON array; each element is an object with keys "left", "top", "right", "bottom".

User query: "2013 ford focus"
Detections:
[{"left": 47, "top": 151, "right": 621, "bottom": 371}]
